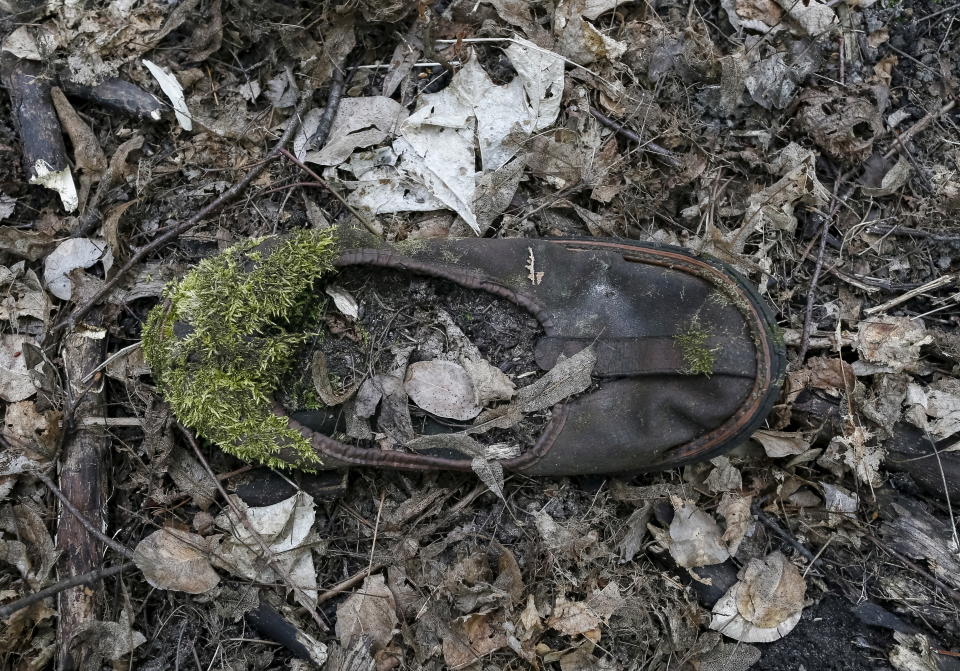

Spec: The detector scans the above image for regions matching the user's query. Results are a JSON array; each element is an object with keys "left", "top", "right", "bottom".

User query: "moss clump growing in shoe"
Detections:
[{"left": 142, "top": 229, "right": 337, "bottom": 468}]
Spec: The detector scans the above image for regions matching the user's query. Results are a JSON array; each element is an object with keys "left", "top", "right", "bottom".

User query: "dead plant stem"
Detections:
[
  {"left": 0, "top": 562, "right": 134, "bottom": 620},
  {"left": 35, "top": 470, "right": 135, "bottom": 561},
  {"left": 277, "top": 149, "right": 381, "bottom": 235}
]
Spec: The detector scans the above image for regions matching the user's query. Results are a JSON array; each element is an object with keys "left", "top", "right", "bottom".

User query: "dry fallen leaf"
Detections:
[
  {"left": 436, "top": 310, "right": 515, "bottom": 406},
  {"left": 70, "top": 613, "right": 146, "bottom": 665},
  {"left": 725, "top": 0, "right": 783, "bottom": 31},
  {"left": 710, "top": 551, "right": 806, "bottom": 642},
  {"left": 324, "top": 284, "right": 360, "bottom": 319},
  {"left": 699, "top": 640, "right": 762, "bottom": 671},
  {"left": 404, "top": 360, "right": 482, "bottom": 421},
  {"left": 744, "top": 53, "right": 797, "bottom": 110},
  {"left": 548, "top": 597, "right": 601, "bottom": 639},
  {"left": 777, "top": 0, "right": 836, "bottom": 36},
  {"left": 753, "top": 429, "right": 810, "bottom": 458},
  {"left": 1, "top": 26, "right": 54, "bottom": 60},
  {"left": 799, "top": 90, "right": 882, "bottom": 162},
  {"left": 42, "top": 238, "right": 113, "bottom": 301},
  {"left": 821, "top": 482, "right": 858, "bottom": 515},
  {"left": 304, "top": 96, "right": 407, "bottom": 165},
  {"left": 619, "top": 503, "right": 652, "bottom": 563},
  {"left": 546, "top": 583, "right": 624, "bottom": 644},
  {"left": 718, "top": 492, "right": 753, "bottom": 556},
  {"left": 667, "top": 498, "right": 731, "bottom": 568},
  {"left": 133, "top": 527, "right": 220, "bottom": 594},
  {"left": 922, "top": 378, "right": 960, "bottom": 439},
  {"left": 213, "top": 492, "right": 320, "bottom": 603},
  {"left": 0, "top": 335, "right": 39, "bottom": 402},
  {"left": 857, "top": 316, "right": 932, "bottom": 372},
  {"left": 443, "top": 612, "right": 508, "bottom": 668},
  {"left": 704, "top": 456, "right": 742, "bottom": 493},
  {"left": 335, "top": 573, "right": 397, "bottom": 652},
  {"left": 349, "top": 42, "right": 563, "bottom": 234},
  {"left": 554, "top": 0, "right": 627, "bottom": 64},
  {"left": 2, "top": 400, "right": 61, "bottom": 457},
  {"left": 862, "top": 156, "right": 911, "bottom": 197},
  {"left": 805, "top": 356, "right": 855, "bottom": 392}
]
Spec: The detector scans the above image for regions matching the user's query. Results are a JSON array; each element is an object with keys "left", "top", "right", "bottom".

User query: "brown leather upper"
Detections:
[{"left": 279, "top": 236, "right": 784, "bottom": 476}]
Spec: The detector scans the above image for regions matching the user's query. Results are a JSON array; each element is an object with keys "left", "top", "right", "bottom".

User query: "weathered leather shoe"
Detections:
[{"left": 283, "top": 236, "right": 785, "bottom": 475}]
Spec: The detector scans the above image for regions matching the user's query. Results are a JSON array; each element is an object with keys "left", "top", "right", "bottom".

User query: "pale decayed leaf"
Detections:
[
  {"left": 667, "top": 498, "right": 730, "bottom": 568},
  {"left": 718, "top": 492, "right": 753, "bottom": 556},
  {"left": 553, "top": 0, "right": 627, "bottom": 65},
  {"left": 305, "top": 96, "right": 408, "bottom": 165},
  {"left": 753, "top": 429, "right": 810, "bottom": 458},
  {"left": 404, "top": 360, "right": 482, "bottom": 420},
  {"left": 324, "top": 284, "right": 359, "bottom": 319},
  {"left": 776, "top": 0, "right": 836, "bottom": 36},
  {"left": 71, "top": 613, "right": 147, "bottom": 663},
  {"left": 443, "top": 612, "right": 508, "bottom": 667},
  {"left": 42, "top": 238, "right": 113, "bottom": 301},
  {"left": 546, "top": 583, "right": 624, "bottom": 641},
  {"left": 704, "top": 456, "right": 742, "bottom": 493},
  {"left": 349, "top": 42, "right": 563, "bottom": 234},
  {"left": 213, "top": 492, "right": 319, "bottom": 603},
  {"left": 134, "top": 527, "right": 220, "bottom": 594},
  {"left": 2, "top": 400, "right": 60, "bottom": 458},
  {"left": 710, "top": 552, "right": 806, "bottom": 642},
  {"left": 335, "top": 573, "right": 397, "bottom": 652},
  {"left": 436, "top": 309, "right": 515, "bottom": 406},
  {"left": 0, "top": 335, "right": 39, "bottom": 402},
  {"left": 857, "top": 316, "right": 932, "bottom": 372}
]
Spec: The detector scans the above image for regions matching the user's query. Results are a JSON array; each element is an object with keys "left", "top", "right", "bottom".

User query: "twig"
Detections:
[
  {"left": 919, "top": 1, "right": 960, "bottom": 21},
  {"left": 0, "top": 562, "right": 134, "bottom": 620},
  {"left": 865, "top": 223, "right": 960, "bottom": 243},
  {"left": 356, "top": 60, "right": 462, "bottom": 69},
  {"left": 882, "top": 99, "right": 957, "bottom": 160},
  {"left": 752, "top": 505, "right": 817, "bottom": 564},
  {"left": 35, "top": 471, "right": 135, "bottom": 561},
  {"left": 316, "top": 563, "right": 388, "bottom": 605},
  {"left": 589, "top": 108, "right": 682, "bottom": 169},
  {"left": 368, "top": 490, "right": 385, "bottom": 578},
  {"left": 798, "top": 215, "right": 832, "bottom": 362},
  {"left": 81, "top": 341, "right": 141, "bottom": 384},
  {"left": 278, "top": 149, "right": 381, "bottom": 236},
  {"left": 307, "top": 58, "right": 353, "bottom": 147},
  {"left": 178, "top": 426, "right": 330, "bottom": 632},
  {"left": 798, "top": 179, "right": 849, "bottom": 361},
  {"left": 78, "top": 417, "right": 144, "bottom": 427},
  {"left": 863, "top": 274, "right": 956, "bottom": 316}
]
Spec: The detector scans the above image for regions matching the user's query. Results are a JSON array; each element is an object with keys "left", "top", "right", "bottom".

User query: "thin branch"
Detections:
[
  {"left": 0, "top": 562, "right": 134, "bottom": 620},
  {"left": 35, "top": 470, "right": 136, "bottom": 561},
  {"left": 278, "top": 149, "right": 381, "bottom": 236},
  {"left": 589, "top": 108, "right": 682, "bottom": 169}
]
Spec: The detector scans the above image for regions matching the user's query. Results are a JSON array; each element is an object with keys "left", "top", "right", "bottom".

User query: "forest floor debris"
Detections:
[{"left": 3, "top": 0, "right": 960, "bottom": 669}]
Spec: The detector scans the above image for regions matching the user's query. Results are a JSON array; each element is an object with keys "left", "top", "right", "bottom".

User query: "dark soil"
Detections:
[{"left": 757, "top": 597, "right": 893, "bottom": 671}]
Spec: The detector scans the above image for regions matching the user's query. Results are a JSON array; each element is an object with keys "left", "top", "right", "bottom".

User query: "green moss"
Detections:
[
  {"left": 674, "top": 320, "right": 717, "bottom": 376},
  {"left": 142, "top": 230, "right": 338, "bottom": 468}
]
